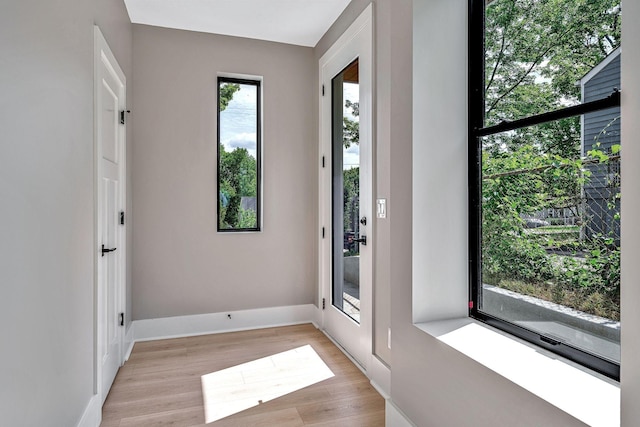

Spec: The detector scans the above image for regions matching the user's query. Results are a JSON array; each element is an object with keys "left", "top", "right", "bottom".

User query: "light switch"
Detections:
[{"left": 377, "top": 198, "right": 387, "bottom": 218}]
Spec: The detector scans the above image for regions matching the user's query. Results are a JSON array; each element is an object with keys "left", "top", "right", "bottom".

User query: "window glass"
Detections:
[
  {"left": 470, "top": 0, "right": 621, "bottom": 379},
  {"left": 217, "top": 78, "right": 261, "bottom": 231},
  {"left": 481, "top": 113, "right": 620, "bottom": 363},
  {"left": 484, "top": 0, "right": 621, "bottom": 126}
]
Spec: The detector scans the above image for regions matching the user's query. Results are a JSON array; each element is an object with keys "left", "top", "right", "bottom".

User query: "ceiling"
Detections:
[{"left": 124, "top": 0, "right": 352, "bottom": 47}]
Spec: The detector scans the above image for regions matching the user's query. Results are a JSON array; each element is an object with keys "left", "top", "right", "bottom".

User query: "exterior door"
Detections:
[
  {"left": 319, "top": 6, "right": 373, "bottom": 369},
  {"left": 94, "top": 26, "right": 126, "bottom": 404}
]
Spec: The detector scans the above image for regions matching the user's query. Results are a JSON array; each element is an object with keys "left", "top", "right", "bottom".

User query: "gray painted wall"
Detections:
[
  {"left": 131, "top": 25, "right": 316, "bottom": 320},
  {"left": 620, "top": 1, "right": 640, "bottom": 423},
  {"left": 0, "top": 0, "right": 132, "bottom": 425}
]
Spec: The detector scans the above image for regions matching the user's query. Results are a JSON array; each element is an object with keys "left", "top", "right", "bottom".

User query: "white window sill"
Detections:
[{"left": 416, "top": 318, "right": 620, "bottom": 427}]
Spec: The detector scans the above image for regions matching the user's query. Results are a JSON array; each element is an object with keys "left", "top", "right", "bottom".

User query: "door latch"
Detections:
[{"left": 354, "top": 236, "right": 367, "bottom": 246}]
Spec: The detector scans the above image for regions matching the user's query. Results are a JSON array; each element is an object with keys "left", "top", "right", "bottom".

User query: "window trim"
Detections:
[
  {"left": 217, "top": 76, "right": 262, "bottom": 233},
  {"left": 467, "top": 0, "right": 621, "bottom": 381}
]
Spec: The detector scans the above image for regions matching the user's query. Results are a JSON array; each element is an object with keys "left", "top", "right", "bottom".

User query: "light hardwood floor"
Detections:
[{"left": 101, "top": 324, "right": 385, "bottom": 426}]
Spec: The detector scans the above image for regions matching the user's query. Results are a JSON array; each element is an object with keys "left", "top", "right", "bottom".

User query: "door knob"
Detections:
[
  {"left": 360, "top": 216, "right": 367, "bottom": 226},
  {"left": 354, "top": 236, "right": 367, "bottom": 246},
  {"left": 101, "top": 244, "right": 117, "bottom": 257}
]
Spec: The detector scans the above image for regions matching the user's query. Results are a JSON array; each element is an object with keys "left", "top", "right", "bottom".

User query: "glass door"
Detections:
[
  {"left": 318, "top": 4, "right": 372, "bottom": 370},
  {"left": 332, "top": 59, "right": 362, "bottom": 324}
]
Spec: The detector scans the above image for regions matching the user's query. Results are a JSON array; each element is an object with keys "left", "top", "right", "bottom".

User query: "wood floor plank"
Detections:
[
  {"left": 295, "top": 394, "right": 385, "bottom": 425},
  {"left": 101, "top": 324, "right": 384, "bottom": 426},
  {"left": 198, "top": 407, "right": 305, "bottom": 427},
  {"left": 304, "top": 410, "right": 386, "bottom": 427}
]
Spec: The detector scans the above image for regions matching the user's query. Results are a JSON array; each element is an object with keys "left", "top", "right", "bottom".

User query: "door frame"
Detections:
[
  {"left": 318, "top": 4, "right": 374, "bottom": 370},
  {"left": 93, "top": 25, "right": 127, "bottom": 401}
]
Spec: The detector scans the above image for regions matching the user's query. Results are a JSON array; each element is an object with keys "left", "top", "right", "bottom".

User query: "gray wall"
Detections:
[
  {"left": 620, "top": 0, "right": 640, "bottom": 423},
  {"left": 0, "top": 0, "right": 132, "bottom": 425},
  {"left": 131, "top": 25, "right": 316, "bottom": 320}
]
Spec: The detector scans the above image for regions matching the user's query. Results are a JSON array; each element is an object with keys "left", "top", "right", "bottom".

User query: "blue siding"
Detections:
[{"left": 582, "top": 53, "right": 621, "bottom": 241}]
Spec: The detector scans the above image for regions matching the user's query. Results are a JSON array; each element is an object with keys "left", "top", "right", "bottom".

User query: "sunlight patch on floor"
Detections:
[{"left": 201, "top": 344, "right": 335, "bottom": 423}]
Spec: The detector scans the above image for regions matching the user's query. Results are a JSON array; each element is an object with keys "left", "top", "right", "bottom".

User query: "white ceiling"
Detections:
[{"left": 124, "top": 0, "right": 352, "bottom": 47}]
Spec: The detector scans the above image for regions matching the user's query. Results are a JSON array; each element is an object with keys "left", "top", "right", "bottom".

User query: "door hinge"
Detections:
[
  {"left": 322, "top": 298, "right": 326, "bottom": 310},
  {"left": 322, "top": 156, "right": 325, "bottom": 168},
  {"left": 120, "top": 211, "right": 125, "bottom": 225},
  {"left": 322, "top": 85, "right": 325, "bottom": 96},
  {"left": 119, "top": 312, "right": 124, "bottom": 326},
  {"left": 322, "top": 227, "right": 325, "bottom": 238},
  {"left": 120, "top": 109, "right": 130, "bottom": 125}
]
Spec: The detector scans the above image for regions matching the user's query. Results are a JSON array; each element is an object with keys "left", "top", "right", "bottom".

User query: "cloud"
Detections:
[
  {"left": 346, "top": 144, "right": 360, "bottom": 154},
  {"left": 223, "top": 132, "right": 257, "bottom": 151}
]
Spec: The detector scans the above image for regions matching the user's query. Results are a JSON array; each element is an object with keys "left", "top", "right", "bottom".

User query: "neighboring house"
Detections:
[
  {"left": 580, "top": 48, "right": 621, "bottom": 241},
  {"left": 240, "top": 196, "right": 257, "bottom": 212}
]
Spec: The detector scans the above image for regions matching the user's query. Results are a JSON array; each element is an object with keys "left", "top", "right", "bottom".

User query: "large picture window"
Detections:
[
  {"left": 217, "top": 77, "right": 261, "bottom": 232},
  {"left": 469, "top": 0, "right": 621, "bottom": 379}
]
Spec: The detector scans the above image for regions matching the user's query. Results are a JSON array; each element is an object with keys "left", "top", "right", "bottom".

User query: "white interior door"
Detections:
[
  {"left": 319, "top": 5, "right": 373, "bottom": 370},
  {"left": 94, "top": 26, "right": 126, "bottom": 404}
]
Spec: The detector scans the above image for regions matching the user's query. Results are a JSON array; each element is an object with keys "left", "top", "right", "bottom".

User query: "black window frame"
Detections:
[
  {"left": 468, "top": 0, "right": 620, "bottom": 381},
  {"left": 217, "top": 76, "right": 262, "bottom": 233}
]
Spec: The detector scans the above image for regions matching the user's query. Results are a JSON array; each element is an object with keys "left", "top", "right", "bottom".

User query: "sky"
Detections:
[
  {"left": 219, "top": 81, "right": 359, "bottom": 169},
  {"left": 220, "top": 83, "right": 258, "bottom": 159},
  {"left": 342, "top": 82, "right": 360, "bottom": 170}
]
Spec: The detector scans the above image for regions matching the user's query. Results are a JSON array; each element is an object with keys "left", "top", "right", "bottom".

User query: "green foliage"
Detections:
[
  {"left": 485, "top": 0, "right": 620, "bottom": 124},
  {"left": 481, "top": 0, "right": 621, "bottom": 319},
  {"left": 343, "top": 167, "right": 359, "bottom": 236},
  {"left": 237, "top": 207, "right": 257, "bottom": 229},
  {"left": 219, "top": 144, "right": 257, "bottom": 229},
  {"left": 219, "top": 83, "right": 240, "bottom": 112},
  {"left": 342, "top": 100, "right": 359, "bottom": 148}
]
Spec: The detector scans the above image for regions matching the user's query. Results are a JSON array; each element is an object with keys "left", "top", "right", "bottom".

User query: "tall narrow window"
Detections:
[
  {"left": 217, "top": 77, "right": 261, "bottom": 231},
  {"left": 469, "top": 0, "right": 621, "bottom": 379}
]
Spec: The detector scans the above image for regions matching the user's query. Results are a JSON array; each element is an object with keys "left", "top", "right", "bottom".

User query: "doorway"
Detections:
[
  {"left": 94, "top": 26, "right": 126, "bottom": 404},
  {"left": 319, "top": 5, "right": 373, "bottom": 370}
]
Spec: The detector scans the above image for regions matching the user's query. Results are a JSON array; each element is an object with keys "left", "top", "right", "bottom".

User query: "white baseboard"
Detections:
[
  {"left": 369, "top": 355, "right": 391, "bottom": 399},
  {"left": 386, "top": 400, "right": 416, "bottom": 427},
  {"left": 311, "top": 304, "right": 322, "bottom": 329},
  {"left": 132, "top": 304, "right": 317, "bottom": 342},
  {"left": 124, "top": 323, "right": 135, "bottom": 361},
  {"left": 76, "top": 394, "right": 101, "bottom": 427}
]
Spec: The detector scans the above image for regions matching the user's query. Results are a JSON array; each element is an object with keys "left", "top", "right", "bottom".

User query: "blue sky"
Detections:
[
  {"left": 220, "top": 83, "right": 258, "bottom": 159},
  {"left": 343, "top": 82, "right": 360, "bottom": 170},
  {"left": 220, "top": 81, "right": 359, "bottom": 169}
]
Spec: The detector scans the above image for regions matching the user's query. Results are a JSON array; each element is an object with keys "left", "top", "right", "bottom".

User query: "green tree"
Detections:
[
  {"left": 485, "top": 0, "right": 620, "bottom": 126},
  {"left": 480, "top": 0, "right": 622, "bottom": 318},
  {"left": 219, "top": 83, "right": 240, "bottom": 112},
  {"left": 219, "top": 145, "right": 257, "bottom": 228},
  {"left": 343, "top": 100, "right": 359, "bottom": 148}
]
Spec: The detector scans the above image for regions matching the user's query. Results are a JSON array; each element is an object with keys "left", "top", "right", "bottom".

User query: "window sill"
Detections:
[{"left": 416, "top": 318, "right": 619, "bottom": 427}]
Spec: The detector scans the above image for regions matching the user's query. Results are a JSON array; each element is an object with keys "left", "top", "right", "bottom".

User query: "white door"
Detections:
[
  {"left": 319, "top": 6, "right": 373, "bottom": 369},
  {"left": 94, "top": 26, "right": 126, "bottom": 404}
]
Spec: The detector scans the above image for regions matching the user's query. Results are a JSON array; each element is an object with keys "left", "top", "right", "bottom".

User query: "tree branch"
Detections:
[{"left": 486, "top": 22, "right": 578, "bottom": 116}]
